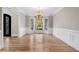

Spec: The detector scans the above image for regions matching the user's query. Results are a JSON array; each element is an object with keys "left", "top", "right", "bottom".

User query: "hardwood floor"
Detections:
[{"left": 1, "top": 34, "right": 77, "bottom": 52}]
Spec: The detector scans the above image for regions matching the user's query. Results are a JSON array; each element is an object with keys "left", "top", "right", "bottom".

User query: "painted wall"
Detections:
[
  {"left": 53, "top": 7, "right": 79, "bottom": 51},
  {"left": 48, "top": 16, "right": 53, "bottom": 34},
  {"left": 25, "top": 16, "right": 31, "bottom": 34},
  {"left": 0, "top": 7, "right": 2, "bottom": 30},
  {"left": 53, "top": 7, "right": 79, "bottom": 30},
  {"left": 18, "top": 13, "right": 26, "bottom": 37},
  {"left": 0, "top": 7, "right": 3, "bottom": 49},
  {"left": 11, "top": 14, "right": 19, "bottom": 36},
  {"left": 48, "top": 16, "right": 53, "bottom": 28}
]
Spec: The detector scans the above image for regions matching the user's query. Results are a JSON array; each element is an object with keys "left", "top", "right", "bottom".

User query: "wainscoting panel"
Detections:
[
  {"left": 0, "top": 31, "right": 2, "bottom": 49},
  {"left": 53, "top": 28, "right": 79, "bottom": 51}
]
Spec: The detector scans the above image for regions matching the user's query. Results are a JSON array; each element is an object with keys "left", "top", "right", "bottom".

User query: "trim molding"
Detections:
[{"left": 12, "top": 34, "right": 18, "bottom": 36}]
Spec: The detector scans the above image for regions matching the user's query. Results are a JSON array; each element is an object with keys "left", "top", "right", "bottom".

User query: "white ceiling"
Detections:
[{"left": 10, "top": 7, "right": 63, "bottom": 16}]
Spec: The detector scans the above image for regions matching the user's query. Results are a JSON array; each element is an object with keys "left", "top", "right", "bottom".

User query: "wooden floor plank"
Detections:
[{"left": 1, "top": 34, "right": 77, "bottom": 52}]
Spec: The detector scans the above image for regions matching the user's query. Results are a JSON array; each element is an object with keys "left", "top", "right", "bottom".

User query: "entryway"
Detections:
[{"left": 3, "top": 14, "right": 11, "bottom": 37}]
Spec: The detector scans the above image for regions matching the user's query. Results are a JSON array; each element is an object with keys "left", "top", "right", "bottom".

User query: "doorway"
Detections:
[
  {"left": 3, "top": 14, "right": 11, "bottom": 37},
  {"left": 35, "top": 18, "right": 43, "bottom": 30},
  {"left": 31, "top": 17, "right": 48, "bottom": 33}
]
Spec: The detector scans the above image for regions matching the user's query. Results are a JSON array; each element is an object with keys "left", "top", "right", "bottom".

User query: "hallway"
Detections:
[
  {"left": 3, "top": 34, "right": 77, "bottom": 52},
  {"left": 0, "top": 7, "right": 79, "bottom": 52}
]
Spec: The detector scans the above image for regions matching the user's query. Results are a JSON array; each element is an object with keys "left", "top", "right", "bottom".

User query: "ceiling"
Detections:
[{"left": 6, "top": 7, "right": 63, "bottom": 16}]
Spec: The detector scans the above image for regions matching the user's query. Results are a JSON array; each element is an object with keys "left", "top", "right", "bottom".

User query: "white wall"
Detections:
[
  {"left": 18, "top": 13, "right": 26, "bottom": 37},
  {"left": 0, "top": 7, "right": 3, "bottom": 49},
  {"left": 11, "top": 14, "right": 19, "bottom": 36},
  {"left": 48, "top": 16, "right": 53, "bottom": 34},
  {"left": 25, "top": 16, "right": 31, "bottom": 34}
]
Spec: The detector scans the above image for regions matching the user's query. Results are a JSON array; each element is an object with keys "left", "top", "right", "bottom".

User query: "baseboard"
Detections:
[
  {"left": 53, "top": 28, "right": 79, "bottom": 51},
  {"left": 12, "top": 34, "right": 18, "bottom": 36},
  {"left": 0, "top": 44, "right": 4, "bottom": 50}
]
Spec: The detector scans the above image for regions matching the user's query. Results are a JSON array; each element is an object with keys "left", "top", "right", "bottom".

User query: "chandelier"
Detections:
[{"left": 35, "top": 7, "right": 43, "bottom": 20}]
